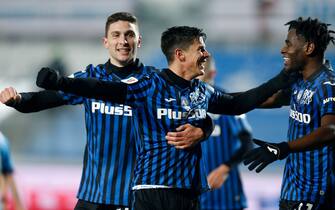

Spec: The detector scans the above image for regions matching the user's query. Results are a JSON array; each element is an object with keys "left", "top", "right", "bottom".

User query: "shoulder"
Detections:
[
  {"left": 68, "top": 64, "right": 96, "bottom": 78},
  {"left": 142, "top": 65, "right": 160, "bottom": 73},
  {"left": 194, "top": 79, "right": 215, "bottom": 93},
  {"left": 317, "top": 70, "right": 335, "bottom": 90},
  {"left": 121, "top": 70, "right": 158, "bottom": 85}
]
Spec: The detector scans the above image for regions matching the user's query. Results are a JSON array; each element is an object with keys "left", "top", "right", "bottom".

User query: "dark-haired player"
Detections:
[
  {"left": 0, "top": 13, "right": 211, "bottom": 210},
  {"left": 244, "top": 17, "right": 335, "bottom": 210},
  {"left": 36, "top": 26, "right": 296, "bottom": 210}
]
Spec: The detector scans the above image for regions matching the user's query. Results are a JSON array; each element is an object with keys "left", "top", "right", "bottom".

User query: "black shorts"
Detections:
[
  {"left": 279, "top": 199, "right": 335, "bottom": 210},
  {"left": 132, "top": 188, "right": 199, "bottom": 210},
  {"left": 74, "top": 199, "right": 129, "bottom": 210}
]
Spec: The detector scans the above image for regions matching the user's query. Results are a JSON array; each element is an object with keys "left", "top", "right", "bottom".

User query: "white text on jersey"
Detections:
[
  {"left": 157, "top": 108, "right": 206, "bottom": 119},
  {"left": 91, "top": 102, "right": 132, "bottom": 116},
  {"left": 289, "top": 109, "right": 311, "bottom": 124}
]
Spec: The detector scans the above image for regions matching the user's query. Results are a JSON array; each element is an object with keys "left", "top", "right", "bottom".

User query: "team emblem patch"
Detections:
[{"left": 121, "top": 77, "right": 138, "bottom": 84}]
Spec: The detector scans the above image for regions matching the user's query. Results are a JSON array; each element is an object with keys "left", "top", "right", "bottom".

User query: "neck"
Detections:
[
  {"left": 109, "top": 58, "right": 135, "bottom": 68},
  {"left": 301, "top": 58, "right": 324, "bottom": 80},
  {"left": 168, "top": 63, "right": 196, "bottom": 81}
]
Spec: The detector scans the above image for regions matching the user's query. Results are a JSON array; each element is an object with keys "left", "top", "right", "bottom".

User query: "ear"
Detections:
[
  {"left": 137, "top": 35, "right": 142, "bottom": 48},
  {"left": 102, "top": 37, "right": 109, "bottom": 49},
  {"left": 175, "top": 48, "right": 185, "bottom": 62},
  {"left": 305, "top": 42, "right": 315, "bottom": 55}
]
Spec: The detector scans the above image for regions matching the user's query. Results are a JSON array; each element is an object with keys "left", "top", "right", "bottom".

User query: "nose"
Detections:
[
  {"left": 280, "top": 45, "right": 286, "bottom": 55},
  {"left": 204, "top": 50, "right": 210, "bottom": 58},
  {"left": 119, "top": 34, "right": 128, "bottom": 44}
]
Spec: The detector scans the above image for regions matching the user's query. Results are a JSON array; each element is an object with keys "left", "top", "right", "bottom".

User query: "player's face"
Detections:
[
  {"left": 103, "top": 20, "right": 141, "bottom": 67},
  {"left": 183, "top": 37, "right": 210, "bottom": 77},
  {"left": 281, "top": 29, "right": 307, "bottom": 72}
]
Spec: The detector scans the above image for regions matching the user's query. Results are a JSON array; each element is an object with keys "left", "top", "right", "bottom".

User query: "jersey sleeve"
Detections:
[
  {"left": 125, "top": 74, "right": 155, "bottom": 107},
  {"left": 206, "top": 86, "right": 236, "bottom": 114},
  {"left": 318, "top": 81, "right": 335, "bottom": 116},
  {"left": 59, "top": 65, "right": 92, "bottom": 105}
]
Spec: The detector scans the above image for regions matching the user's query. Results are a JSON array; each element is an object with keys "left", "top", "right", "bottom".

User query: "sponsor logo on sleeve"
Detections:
[{"left": 121, "top": 77, "right": 138, "bottom": 84}]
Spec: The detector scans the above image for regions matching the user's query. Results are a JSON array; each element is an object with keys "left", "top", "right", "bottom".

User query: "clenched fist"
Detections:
[
  {"left": 0, "top": 87, "right": 21, "bottom": 106},
  {"left": 36, "top": 67, "right": 61, "bottom": 90}
]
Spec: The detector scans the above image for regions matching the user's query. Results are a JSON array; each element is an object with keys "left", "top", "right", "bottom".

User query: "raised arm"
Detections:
[
  {"left": 208, "top": 70, "right": 296, "bottom": 115},
  {"left": 36, "top": 67, "right": 127, "bottom": 104},
  {"left": 0, "top": 87, "right": 66, "bottom": 113},
  {"left": 259, "top": 89, "right": 291, "bottom": 108}
]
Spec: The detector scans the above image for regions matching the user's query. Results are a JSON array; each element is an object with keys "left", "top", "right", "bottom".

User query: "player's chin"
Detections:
[
  {"left": 284, "top": 66, "right": 299, "bottom": 73},
  {"left": 118, "top": 55, "right": 133, "bottom": 63}
]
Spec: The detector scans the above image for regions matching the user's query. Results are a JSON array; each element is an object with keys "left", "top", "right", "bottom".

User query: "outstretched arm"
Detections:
[
  {"left": 209, "top": 70, "right": 296, "bottom": 115},
  {"left": 0, "top": 87, "right": 66, "bottom": 113},
  {"left": 258, "top": 89, "right": 291, "bottom": 108},
  {"left": 36, "top": 68, "right": 127, "bottom": 104}
]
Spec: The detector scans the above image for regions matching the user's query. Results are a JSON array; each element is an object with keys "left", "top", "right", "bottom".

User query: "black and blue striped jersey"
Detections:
[
  {"left": 120, "top": 69, "right": 263, "bottom": 194},
  {"left": 60, "top": 59, "right": 154, "bottom": 205},
  {"left": 45, "top": 67, "right": 291, "bottom": 196},
  {"left": 125, "top": 69, "right": 213, "bottom": 193},
  {"left": 281, "top": 65, "right": 335, "bottom": 206},
  {"left": 200, "top": 114, "right": 250, "bottom": 210}
]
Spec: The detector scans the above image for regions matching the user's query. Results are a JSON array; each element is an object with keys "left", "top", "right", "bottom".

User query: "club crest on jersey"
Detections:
[
  {"left": 189, "top": 87, "right": 206, "bottom": 106},
  {"left": 121, "top": 77, "right": 138, "bottom": 84},
  {"left": 297, "top": 89, "right": 314, "bottom": 105}
]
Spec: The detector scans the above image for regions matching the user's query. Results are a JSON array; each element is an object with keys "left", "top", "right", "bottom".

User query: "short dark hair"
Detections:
[
  {"left": 285, "top": 17, "right": 335, "bottom": 57},
  {"left": 161, "top": 26, "right": 207, "bottom": 64},
  {"left": 105, "top": 12, "right": 138, "bottom": 37}
]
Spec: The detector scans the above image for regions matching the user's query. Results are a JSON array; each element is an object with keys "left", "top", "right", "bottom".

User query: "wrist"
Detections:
[{"left": 278, "top": 141, "right": 290, "bottom": 160}]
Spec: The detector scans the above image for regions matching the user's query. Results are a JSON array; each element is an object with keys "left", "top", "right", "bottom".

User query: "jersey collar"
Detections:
[
  {"left": 305, "top": 64, "right": 329, "bottom": 83},
  {"left": 160, "top": 69, "right": 192, "bottom": 89},
  {"left": 104, "top": 58, "right": 143, "bottom": 77}
]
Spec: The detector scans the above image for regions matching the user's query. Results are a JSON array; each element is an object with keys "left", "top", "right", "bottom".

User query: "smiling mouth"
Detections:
[
  {"left": 283, "top": 57, "right": 289, "bottom": 65},
  {"left": 117, "top": 48, "right": 131, "bottom": 53},
  {"left": 198, "top": 58, "right": 207, "bottom": 68}
]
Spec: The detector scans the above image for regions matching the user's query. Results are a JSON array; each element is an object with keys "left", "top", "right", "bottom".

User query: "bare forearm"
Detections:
[{"left": 289, "top": 125, "right": 335, "bottom": 151}]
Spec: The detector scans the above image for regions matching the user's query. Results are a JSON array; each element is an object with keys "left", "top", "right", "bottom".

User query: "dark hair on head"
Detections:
[
  {"left": 161, "top": 26, "right": 207, "bottom": 63},
  {"left": 105, "top": 12, "right": 138, "bottom": 37},
  {"left": 285, "top": 17, "right": 335, "bottom": 57}
]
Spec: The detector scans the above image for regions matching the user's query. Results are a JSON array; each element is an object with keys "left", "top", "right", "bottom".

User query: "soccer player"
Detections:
[
  {"left": 36, "top": 26, "right": 296, "bottom": 210},
  {"left": 0, "top": 13, "right": 211, "bottom": 210},
  {"left": 243, "top": 17, "right": 335, "bottom": 210},
  {"left": 199, "top": 58, "right": 252, "bottom": 210},
  {"left": 0, "top": 132, "right": 24, "bottom": 210}
]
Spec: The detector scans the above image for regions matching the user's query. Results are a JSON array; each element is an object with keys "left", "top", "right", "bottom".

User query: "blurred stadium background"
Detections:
[{"left": 0, "top": 0, "right": 334, "bottom": 209}]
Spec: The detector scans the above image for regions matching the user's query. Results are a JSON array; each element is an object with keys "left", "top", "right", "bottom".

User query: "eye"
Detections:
[
  {"left": 111, "top": 32, "right": 120, "bottom": 38},
  {"left": 126, "top": 31, "right": 136, "bottom": 38},
  {"left": 199, "top": 47, "right": 206, "bottom": 53},
  {"left": 285, "top": 40, "right": 291, "bottom": 47}
]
